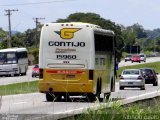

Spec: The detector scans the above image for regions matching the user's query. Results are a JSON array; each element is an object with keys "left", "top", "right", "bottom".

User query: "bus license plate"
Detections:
[{"left": 66, "top": 75, "right": 75, "bottom": 78}]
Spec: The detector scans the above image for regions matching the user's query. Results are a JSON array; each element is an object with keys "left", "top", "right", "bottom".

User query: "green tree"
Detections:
[
  {"left": 57, "top": 12, "right": 124, "bottom": 61},
  {"left": 0, "top": 28, "right": 8, "bottom": 49}
]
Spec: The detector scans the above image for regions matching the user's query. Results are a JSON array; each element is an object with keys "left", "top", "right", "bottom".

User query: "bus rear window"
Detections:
[{"left": 94, "top": 34, "right": 113, "bottom": 52}]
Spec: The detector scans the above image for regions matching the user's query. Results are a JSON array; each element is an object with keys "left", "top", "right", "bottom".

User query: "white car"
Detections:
[
  {"left": 119, "top": 69, "right": 145, "bottom": 90},
  {"left": 140, "top": 54, "right": 146, "bottom": 62},
  {"left": 125, "top": 54, "right": 132, "bottom": 62}
]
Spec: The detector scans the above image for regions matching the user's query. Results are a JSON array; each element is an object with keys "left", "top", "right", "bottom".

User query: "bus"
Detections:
[
  {"left": 39, "top": 22, "right": 116, "bottom": 102},
  {"left": 0, "top": 48, "right": 28, "bottom": 76}
]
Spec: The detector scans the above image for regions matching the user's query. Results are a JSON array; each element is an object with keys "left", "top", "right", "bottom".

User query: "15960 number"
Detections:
[{"left": 57, "top": 55, "right": 76, "bottom": 59}]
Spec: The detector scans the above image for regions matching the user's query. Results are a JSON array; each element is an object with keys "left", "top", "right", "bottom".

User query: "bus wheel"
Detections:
[
  {"left": 96, "top": 78, "right": 102, "bottom": 100},
  {"left": 104, "top": 93, "right": 111, "bottom": 102},
  {"left": 64, "top": 93, "right": 71, "bottom": 102},
  {"left": 46, "top": 92, "right": 54, "bottom": 102},
  {"left": 54, "top": 94, "right": 62, "bottom": 102},
  {"left": 111, "top": 77, "right": 115, "bottom": 92},
  {"left": 87, "top": 93, "right": 96, "bottom": 102}
]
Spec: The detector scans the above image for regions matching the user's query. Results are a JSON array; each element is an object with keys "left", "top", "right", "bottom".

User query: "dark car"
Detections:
[
  {"left": 32, "top": 64, "right": 39, "bottom": 77},
  {"left": 140, "top": 68, "right": 158, "bottom": 86}
]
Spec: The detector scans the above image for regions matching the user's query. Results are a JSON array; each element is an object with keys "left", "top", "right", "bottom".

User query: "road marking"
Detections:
[{"left": 13, "top": 101, "right": 27, "bottom": 105}]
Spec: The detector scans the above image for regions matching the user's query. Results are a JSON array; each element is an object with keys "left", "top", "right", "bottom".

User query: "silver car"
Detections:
[
  {"left": 119, "top": 69, "right": 145, "bottom": 90},
  {"left": 125, "top": 54, "right": 132, "bottom": 62},
  {"left": 140, "top": 54, "right": 146, "bottom": 62}
]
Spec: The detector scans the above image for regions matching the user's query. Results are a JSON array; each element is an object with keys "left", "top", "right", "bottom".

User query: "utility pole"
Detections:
[
  {"left": 33, "top": 18, "right": 45, "bottom": 46},
  {"left": 5, "top": 9, "right": 18, "bottom": 48}
]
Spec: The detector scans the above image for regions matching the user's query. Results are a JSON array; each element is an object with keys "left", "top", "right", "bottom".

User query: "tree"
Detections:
[{"left": 57, "top": 12, "right": 124, "bottom": 61}]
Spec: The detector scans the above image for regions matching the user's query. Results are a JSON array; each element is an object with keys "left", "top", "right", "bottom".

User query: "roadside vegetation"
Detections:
[
  {"left": 0, "top": 81, "right": 38, "bottom": 96},
  {"left": 1, "top": 12, "right": 160, "bottom": 64},
  {"left": 66, "top": 98, "right": 160, "bottom": 120}
]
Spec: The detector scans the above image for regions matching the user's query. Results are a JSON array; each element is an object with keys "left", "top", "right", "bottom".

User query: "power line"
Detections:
[
  {"left": 5, "top": 9, "right": 18, "bottom": 48},
  {"left": 0, "top": 0, "right": 75, "bottom": 6}
]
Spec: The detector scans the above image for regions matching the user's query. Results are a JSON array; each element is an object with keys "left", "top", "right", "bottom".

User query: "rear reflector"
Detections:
[
  {"left": 138, "top": 76, "right": 143, "bottom": 80},
  {"left": 39, "top": 69, "right": 43, "bottom": 79},
  {"left": 89, "top": 70, "right": 93, "bottom": 80},
  {"left": 119, "top": 76, "right": 124, "bottom": 79}
]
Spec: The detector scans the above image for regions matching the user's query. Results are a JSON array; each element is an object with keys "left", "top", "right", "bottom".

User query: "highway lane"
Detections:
[
  {"left": 0, "top": 75, "right": 160, "bottom": 115},
  {"left": 0, "top": 66, "right": 37, "bottom": 85},
  {"left": 0, "top": 57, "right": 160, "bottom": 85},
  {"left": 0, "top": 57, "right": 160, "bottom": 118},
  {"left": 119, "top": 56, "right": 160, "bottom": 67}
]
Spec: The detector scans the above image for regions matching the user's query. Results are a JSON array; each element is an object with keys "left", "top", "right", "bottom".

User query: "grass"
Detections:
[
  {"left": 117, "top": 61, "right": 160, "bottom": 76},
  {"left": 0, "top": 80, "right": 38, "bottom": 96},
  {"left": 65, "top": 98, "right": 160, "bottom": 120}
]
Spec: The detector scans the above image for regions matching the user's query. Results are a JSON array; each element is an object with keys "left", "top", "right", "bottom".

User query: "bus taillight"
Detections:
[
  {"left": 39, "top": 69, "right": 43, "bottom": 79},
  {"left": 89, "top": 70, "right": 93, "bottom": 80}
]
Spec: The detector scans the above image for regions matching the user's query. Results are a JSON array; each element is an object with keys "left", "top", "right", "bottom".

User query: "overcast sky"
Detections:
[{"left": 0, "top": 0, "right": 160, "bottom": 32}]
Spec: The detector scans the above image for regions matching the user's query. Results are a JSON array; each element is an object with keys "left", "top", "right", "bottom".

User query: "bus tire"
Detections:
[
  {"left": 46, "top": 92, "right": 54, "bottom": 102},
  {"left": 111, "top": 77, "right": 115, "bottom": 92},
  {"left": 64, "top": 93, "right": 71, "bottom": 102},
  {"left": 23, "top": 67, "right": 27, "bottom": 76},
  {"left": 87, "top": 93, "right": 96, "bottom": 102},
  {"left": 104, "top": 92, "right": 111, "bottom": 101},
  {"left": 96, "top": 78, "right": 101, "bottom": 99}
]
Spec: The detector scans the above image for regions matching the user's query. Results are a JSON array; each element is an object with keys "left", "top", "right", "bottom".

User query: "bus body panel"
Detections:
[{"left": 39, "top": 22, "right": 115, "bottom": 97}]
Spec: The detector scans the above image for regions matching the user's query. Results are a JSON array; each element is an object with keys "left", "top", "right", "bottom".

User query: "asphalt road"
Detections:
[
  {"left": 119, "top": 56, "right": 160, "bottom": 67},
  {"left": 0, "top": 57, "right": 160, "bottom": 85},
  {"left": 0, "top": 66, "right": 37, "bottom": 85},
  {"left": 0, "top": 75, "right": 160, "bottom": 115},
  {"left": 0, "top": 57, "right": 160, "bottom": 119}
]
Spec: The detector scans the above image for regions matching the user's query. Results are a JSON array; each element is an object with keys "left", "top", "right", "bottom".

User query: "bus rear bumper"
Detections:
[{"left": 38, "top": 82, "right": 94, "bottom": 94}]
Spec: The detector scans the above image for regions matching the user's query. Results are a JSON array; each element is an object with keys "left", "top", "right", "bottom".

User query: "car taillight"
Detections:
[
  {"left": 120, "top": 76, "right": 124, "bottom": 79},
  {"left": 149, "top": 74, "right": 154, "bottom": 78},
  {"left": 138, "top": 76, "right": 143, "bottom": 80},
  {"left": 39, "top": 69, "right": 43, "bottom": 79}
]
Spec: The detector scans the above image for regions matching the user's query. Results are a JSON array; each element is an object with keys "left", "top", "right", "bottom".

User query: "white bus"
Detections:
[
  {"left": 0, "top": 48, "right": 28, "bottom": 76},
  {"left": 39, "top": 22, "right": 116, "bottom": 102}
]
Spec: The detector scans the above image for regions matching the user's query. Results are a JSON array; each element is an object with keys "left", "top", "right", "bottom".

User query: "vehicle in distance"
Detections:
[
  {"left": 140, "top": 54, "right": 146, "bottom": 62},
  {"left": 131, "top": 54, "right": 141, "bottom": 63},
  {"left": 0, "top": 48, "right": 28, "bottom": 77},
  {"left": 140, "top": 68, "right": 158, "bottom": 86},
  {"left": 125, "top": 54, "right": 132, "bottom": 62},
  {"left": 119, "top": 69, "right": 145, "bottom": 90},
  {"left": 32, "top": 64, "right": 39, "bottom": 77}
]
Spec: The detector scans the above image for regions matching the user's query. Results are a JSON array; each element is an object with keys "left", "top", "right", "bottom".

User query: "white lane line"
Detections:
[{"left": 13, "top": 101, "right": 27, "bottom": 105}]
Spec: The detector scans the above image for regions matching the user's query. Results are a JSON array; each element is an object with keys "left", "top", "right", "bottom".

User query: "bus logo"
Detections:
[{"left": 55, "top": 28, "right": 81, "bottom": 39}]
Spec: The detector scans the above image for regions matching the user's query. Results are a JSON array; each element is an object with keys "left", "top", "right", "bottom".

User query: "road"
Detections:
[
  {"left": 0, "top": 57, "right": 160, "bottom": 85},
  {"left": 0, "top": 57, "right": 160, "bottom": 119},
  {"left": 119, "top": 56, "right": 160, "bottom": 67},
  {"left": 0, "top": 66, "right": 37, "bottom": 85},
  {"left": 0, "top": 75, "right": 160, "bottom": 116}
]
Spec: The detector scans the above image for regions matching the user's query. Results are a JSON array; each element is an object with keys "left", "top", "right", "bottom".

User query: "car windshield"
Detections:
[
  {"left": 140, "top": 55, "right": 144, "bottom": 57},
  {"left": 123, "top": 70, "right": 139, "bottom": 75},
  {"left": 141, "top": 69, "right": 152, "bottom": 74},
  {"left": 34, "top": 64, "right": 39, "bottom": 68},
  {"left": 133, "top": 55, "right": 139, "bottom": 58},
  {"left": 126, "top": 55, "right": 131, "bottom": 57}
]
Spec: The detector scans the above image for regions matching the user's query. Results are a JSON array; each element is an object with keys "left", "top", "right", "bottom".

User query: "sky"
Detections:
[{"left": 0, "top": 0, "right": 160, "bottom": 32}]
